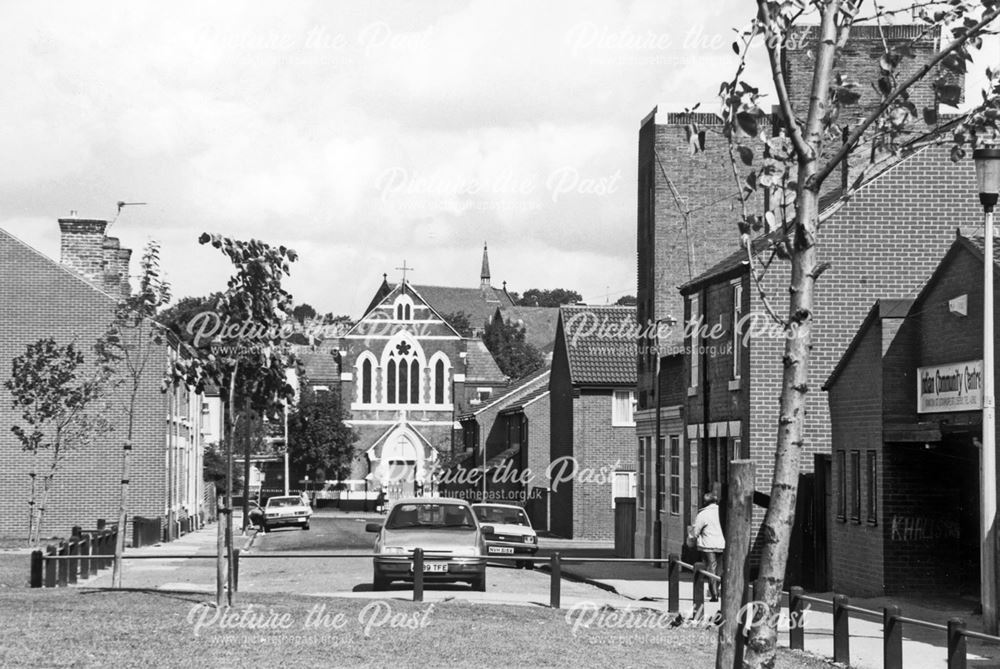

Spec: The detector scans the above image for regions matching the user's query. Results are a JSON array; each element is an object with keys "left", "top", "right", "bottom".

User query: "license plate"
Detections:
[
  {"left": 489, "top": 546, "right": 515, "bottom": 554},
  {"left": 411, "top": 562, "right": 449, "bottom": 572}
]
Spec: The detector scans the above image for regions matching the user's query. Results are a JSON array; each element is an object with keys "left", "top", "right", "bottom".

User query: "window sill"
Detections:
[
  {"left": 687, "top": 386, "right": 698, "bottom": 397},
  {"left": 612, "top": 422, "right": 637, "bottom": 428},
  {"left": 728, "top": 379, "right": 741, "bottom": 391},
  {"left": 836, "top": 516, "right": 846, "bottom": 523}
]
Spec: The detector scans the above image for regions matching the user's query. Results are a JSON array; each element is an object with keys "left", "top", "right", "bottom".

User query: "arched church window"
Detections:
[
  {"left": 410, "top": 359, "right": 420, "bottom": 403},
  {"left": 404, "top": 304, "right": 411, "bottom": 320},
  {"left": 362, "top": 359, "right": 372, "bottom": 404},
  {"left": 396, "top": 304, "right": 404, "bottom": 320},
  {"left": 387, "top": 359, "right": 396, "bottom": 404},
  {"left": 399, "top": 360, "right": 409, "bottom": 403},
  {"left": 435, "top": 360, "right": 445, "bottom": 404}
]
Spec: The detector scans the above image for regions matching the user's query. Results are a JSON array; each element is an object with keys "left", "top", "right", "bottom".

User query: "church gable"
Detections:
[{"left": 347, "top": 282, "right": 462, "bottom": 340}]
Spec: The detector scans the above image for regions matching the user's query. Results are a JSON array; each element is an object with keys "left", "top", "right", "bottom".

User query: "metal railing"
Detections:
[{"left": 30, "top": 542, "right": 1000, "bottom": 669}]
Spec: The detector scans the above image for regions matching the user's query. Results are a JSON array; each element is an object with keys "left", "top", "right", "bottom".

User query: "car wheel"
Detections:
[
  {"left": 472, "top": 574, "right": 486, "bottom": 592},
  {"left": 303, "top": 522, "right": 310, "bottom": 531},
  {"left": 516, "top": 560, "right": 527, "bottom": 569},
  {"left": 373, "top": 571, "right": 389, "bottom": 591}
]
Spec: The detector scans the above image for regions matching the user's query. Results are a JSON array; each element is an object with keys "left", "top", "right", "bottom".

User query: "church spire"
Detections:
[{"left": 480, "top": 242, "right": 491, "bottom": 290}]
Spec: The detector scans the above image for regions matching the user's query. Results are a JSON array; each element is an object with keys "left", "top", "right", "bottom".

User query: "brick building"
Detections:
[
  {"left": 550, "top": 305, "right": 637, "bottom": 540},
  {"left": 0, "top": 219, "right": 206, "bottom": 540},
  {"left": 825, "top": 235, "right": 996, "bottom": 597},
  {"left": 634, "top": 25, "right": 978, "bottom": 574}
]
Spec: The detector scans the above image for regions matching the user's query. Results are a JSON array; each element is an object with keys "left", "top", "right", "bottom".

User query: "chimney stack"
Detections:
[{"left": 59, "top": 216, "right": 132, "bottom": 297}]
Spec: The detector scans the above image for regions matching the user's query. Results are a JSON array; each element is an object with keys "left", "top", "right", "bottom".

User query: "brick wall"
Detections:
[
  {"left": 0, "top": 228, "right": 178, "bottom": 539},
  {"left": 571, "top": 389, "right": 637, "bottom": 541}
]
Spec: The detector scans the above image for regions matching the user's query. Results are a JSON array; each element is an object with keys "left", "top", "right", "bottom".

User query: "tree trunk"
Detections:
[
  {"left": 111, "top": 441, "right": 131, "bottom": 588},
  {"left": 743, "top": 185, "right": 819, "bottom": 669},
  {"left": 225, "top": 365, "right": 237, "bottom": 606},
  {"left": 716, "top": 460, "right": 755, "bottom": 669},
  {"left": 242, "top": 398, "right": 251, "bottom": 534}
]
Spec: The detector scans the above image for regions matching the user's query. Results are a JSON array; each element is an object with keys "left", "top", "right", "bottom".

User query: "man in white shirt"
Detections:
[{"left": 691, "top": 492, "right": 725, "bottom": 601}]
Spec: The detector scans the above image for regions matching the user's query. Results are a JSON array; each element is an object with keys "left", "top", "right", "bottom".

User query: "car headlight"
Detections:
[
  {"left": 452, "top": 546, "right": 479, "bottom": 557},
  {"left": 265, "top": 513, "right": 278, "bottom": 518},
  {"left": 381, "top": 546, "right": 406, "bottom": 555},
  {"left": 523, "top": 535, "right": 536, "bottom": 544}
]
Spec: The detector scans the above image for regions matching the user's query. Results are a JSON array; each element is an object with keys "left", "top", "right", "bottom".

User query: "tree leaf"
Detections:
[
  {"left": 737, "top": 146, "right": 754, "bottom": 166},
  {"left": 923, "top": 106, "right": 939, "bottom": 125},
  {"left": 736, "top": 111, "right": 759, "bottom": 136}
]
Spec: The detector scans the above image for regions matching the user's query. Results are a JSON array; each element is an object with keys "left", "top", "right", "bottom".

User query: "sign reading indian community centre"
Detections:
[{"left": 917, "top": 360, "right": 984, "bottom": 414}]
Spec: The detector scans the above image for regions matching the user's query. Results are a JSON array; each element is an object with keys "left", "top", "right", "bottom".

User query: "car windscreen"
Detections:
[
  {"left": 473, "top": 506, "right": 530, "bottom": 526},
  {"left": 386, "top": 503, "right": 475, "bottom": 530},
  {"left": 266, "top": 498, "right": 302, "bottom": 508}
]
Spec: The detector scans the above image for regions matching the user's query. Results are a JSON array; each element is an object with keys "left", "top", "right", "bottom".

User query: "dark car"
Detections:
[{"left": 366, "top": 498, "right": 490, "bottom": 591}]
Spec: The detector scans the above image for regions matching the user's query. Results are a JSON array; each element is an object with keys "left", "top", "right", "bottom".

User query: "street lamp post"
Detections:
[{"left": 974, "top": 147, "right": 1000, "bottom": 634}]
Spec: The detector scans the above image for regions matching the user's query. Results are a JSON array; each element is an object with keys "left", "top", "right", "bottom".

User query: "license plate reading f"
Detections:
[
  {"left": 411, "top": 562, "right": 449, "bottom": 572},
  {"left": 489, "top": 546, "right": 515, "bottom": 554}
]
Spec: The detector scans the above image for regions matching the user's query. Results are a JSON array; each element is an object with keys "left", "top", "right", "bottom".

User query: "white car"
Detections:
[
  {"left": 471, "top": 503, "right": 538, "bottom": 569},
  {"left": 261, "top": 495, "right": 312, "bottom": 532}
]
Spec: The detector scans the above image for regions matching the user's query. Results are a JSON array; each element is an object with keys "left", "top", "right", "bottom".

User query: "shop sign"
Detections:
[{"left": 917, "top": 360, "right": 983, "bottom": 413}]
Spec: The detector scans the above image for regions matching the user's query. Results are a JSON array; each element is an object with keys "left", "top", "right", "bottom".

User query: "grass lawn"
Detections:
[
  {"left": 0, "top": 588, "right": 832, "bottom": 668},
  {"left": 0, "top": 553, "right": 28, "bottom": 590}
]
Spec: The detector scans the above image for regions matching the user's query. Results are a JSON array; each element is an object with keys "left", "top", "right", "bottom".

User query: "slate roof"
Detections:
[
  {"left": 412, "top": 285, "right": 514, "bottom": 327},
  {"left": 558, "top": 305, "right": 637, "bottom": 387},
  {"left": 297, "top": 347, "right": 340, "bottom": 386},
  {"left": 458, "top": 368, "right": 550, "bottom": 420},
  {"left": 498, "top": 385, "right": 550, "bottom": 415},
  {"left": 464, "top": 339, "right": 507, "bottom": 384}
]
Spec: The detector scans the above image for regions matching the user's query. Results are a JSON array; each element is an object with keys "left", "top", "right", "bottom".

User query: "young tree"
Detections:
[
  {"left": 709, "top": 2, "right": 1000, "bottom": 665},
  {"left": 5, "top": 339, "right": 108, "bottom": 546},
  {"left": 165, "top": 234, "right": 298, "bottom": 607},
  {"left": 157, "top": 293, "right": 224, "bottom": 346},
  {"left": 483, "top": 315, "right": 544, "bottom": 379},
  {"left": 286, "top": 385, "right": 357, "bottom": 483},
  {"left": 97, "top": 241, "right": 171, "bottom": 587},
  {"left": 440, "top": 310, "right": 476, "bottom": 337}
]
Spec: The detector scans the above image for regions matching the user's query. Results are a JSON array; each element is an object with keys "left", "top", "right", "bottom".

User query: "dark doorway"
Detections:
[{"left": 942, "top": 432, "right": 981, "bottom": 597}]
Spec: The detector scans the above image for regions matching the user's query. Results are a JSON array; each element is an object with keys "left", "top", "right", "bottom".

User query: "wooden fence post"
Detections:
[
  {"left": 667, "top": 553, "right": 680, "bottom": 613},
  {"left": 692, "top": 561, "right": 705, "bottom": 620},
  {"left": 30, "top": 550, "right": 43, "bottom": 588},
  {"left": 57, "top": 541, "right": 68, "bottom": 587},
  {"left": 233, "top": 548, "right": 240, "bottom": 592},
  {"left": 884, "top": 605, "right": 902, "bottom": 669},
  {"left": 68, "top": 539, "right": 78, "bottom": 584},
  {"left": 716, "top": 460, "right": 754, "bottom": 669},
  {"left": 948, "top": 618, "right": 967, "bottom": 669},
  {"left": 789, "top": 586, "right": 805, "bottom": 651},
  {"left": 550, "top": 552, "right": 561, "bottom": 609},
  {"left": 80, "top": 535, "right": 91, "bottom": 580},
  {"left": 413, "top": 548, "right": 424, "bottom": 602},
  {"left": 44, "top": 545, "right": 56, "bottom": 587},
  {"left": 833, "top": 594, "right": 850, "bottom": 664}
]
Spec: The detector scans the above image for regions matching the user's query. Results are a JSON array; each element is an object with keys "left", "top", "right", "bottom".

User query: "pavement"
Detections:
[{"left": 72, "top": 520, "right": 1000, "bottom": 668}]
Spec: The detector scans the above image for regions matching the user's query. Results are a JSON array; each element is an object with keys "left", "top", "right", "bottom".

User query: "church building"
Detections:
[{"left": 332, "top": 246, "right": 515, "bottom": 498}]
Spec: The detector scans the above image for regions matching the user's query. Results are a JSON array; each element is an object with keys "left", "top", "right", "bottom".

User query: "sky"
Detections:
[{"left": 2, "top": 1, "right": 996, "bottom": 316}]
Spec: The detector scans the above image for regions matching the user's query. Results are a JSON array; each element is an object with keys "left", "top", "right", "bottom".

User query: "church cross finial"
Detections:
[{"left": 395, "top": 260, "right": 414, "bottom": 283}]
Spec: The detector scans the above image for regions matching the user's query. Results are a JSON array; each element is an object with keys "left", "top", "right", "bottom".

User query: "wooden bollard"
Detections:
[
  {"left": 549, "top": 552, "right": 561, "bottom": 609},
  {"left": 44, "top": 545, "right": 56, "bottom": 587},
  {"left": 413, "top": 548, "right": 424, "bottom": 602},
  {"left": 884, "top": 605, "right": 902, "bottom": 669},
  {"left": 833, "top": 594, "right": 850, "bottom": 664},
  {"left": 57, "top": 541, "right": 68, "bottom": 587},
  {"left": 948, "top": 618, "right": 967, "bottom": 669},
  {"left": 789, "top": 586, "right": 805, "bottom": 650},
  {"left": 667, "top": 553, "right": 680, "bottom": 612},
  {"left": 79, "top": 535, "right": 91, "bottom": 580},
  {"left": 68, "top": 539, "right": 79, "bottom": 584},
  {"left": 692, "top": 561, "right": 705, "bottom": 620},
  {"left": 30, "top": 550, "right": 43, "bottom": 588}
]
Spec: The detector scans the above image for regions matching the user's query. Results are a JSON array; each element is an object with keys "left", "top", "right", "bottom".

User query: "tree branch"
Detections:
[
  {"left": 814, "top": 5, "right": 1000, "bottom": 186},
  {"left": 757, "top": 0, "right": 812, "bottom": 160}
]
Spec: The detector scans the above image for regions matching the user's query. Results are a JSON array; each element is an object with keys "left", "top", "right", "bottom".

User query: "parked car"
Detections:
[
  {"left": 366, "top": 498, "right": 490, "bottom": 591},
  {"left": 261, "top": 495, "right": 312, "bottom": 532},
  {"left": 471, "top": 503, "right": 538, "bottom": 569}
]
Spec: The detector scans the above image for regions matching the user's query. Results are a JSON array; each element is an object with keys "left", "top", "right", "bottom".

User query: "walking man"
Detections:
[{"left": 692, "top": 492, "right": 725, "bottom": 601}]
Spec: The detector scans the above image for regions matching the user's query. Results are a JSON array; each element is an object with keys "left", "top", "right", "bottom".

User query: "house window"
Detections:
[
  {"left": 837, "top": 451, "right": 846, "bottom": 521},
  {"left": 612, "top": 390, "right": 635, "bottom": 426},
  {"left": 361, "top": 359, "right": 372, "bottom": 404},
  {"left": 612, "top": 470, "right": 636, "bottom": 508},
  {"left": 866, "top": 451, "right": 877, "bottom": 525},
  {"left": 689, "top": 294, "right": 700, "bottom": 389},
  {"left": 637, "top": 438, "right": 646, "bottom": 511},
  {"left": 434, "top": 360, "right": 445, "bottom": 404},
  {"left": 477, "top": 388, "right": 492, "bottom": 402},
  {"left": 669, "top": 436, "right": 681, "bottom": 515},
  {"left": 732, "top": 281, "right": 743, "bottom": 379},
  {"left": 657, "top": 436, "right": 665, "bottom": 514}
]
